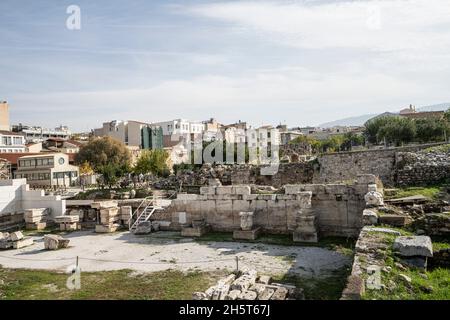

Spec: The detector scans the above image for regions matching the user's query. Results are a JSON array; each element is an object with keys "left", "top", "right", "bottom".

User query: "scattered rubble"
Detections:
[{"left": 193, "top": 269, "right": 304, "bottom": 300}]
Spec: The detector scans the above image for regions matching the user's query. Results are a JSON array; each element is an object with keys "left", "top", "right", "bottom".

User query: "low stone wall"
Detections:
[
  {"left": 314, "top": 143, "right": 448, "bottom": 186},
  {"left": 152, "top": 175, "right": 375, "bottom": 237},
  {"left": 395, "top": 147, "right": 450, "bottom": 186}
]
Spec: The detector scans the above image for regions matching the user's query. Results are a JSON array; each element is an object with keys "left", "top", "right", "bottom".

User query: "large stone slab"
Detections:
[
  {"left": 393, "top": 236, "right": 433, "bottom": 257},
  {"left": 12, "top": 237, "right": 34, "bottom": 249},
  {"left": 55, "top": 215, "right": 79, "bottom": 223},
  {"left": 379, "top": 214, "right": 412, "bottom": 227},
  {"left": 91, "top": 200, "right": 118, "bottom": 209},
  {"left": 44, "top": 234, "right": 70, "bottom": 250},
  {"left": 233, "top": 227, "right": 261, "bottom": 240},
  {"left": 9, "top": 231, "right": 24, "bottom": 241},
  {"left": 181, "top": 224, "right": 211, "bottom": 237}
]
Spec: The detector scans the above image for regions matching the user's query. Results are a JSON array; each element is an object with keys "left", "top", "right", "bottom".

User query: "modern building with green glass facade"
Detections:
[{"left": 141, "top": 125, "right": 163, "bottom": 150}]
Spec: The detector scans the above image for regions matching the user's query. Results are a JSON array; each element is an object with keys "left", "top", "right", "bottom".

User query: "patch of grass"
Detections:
[
  {"left": 362, "top": 229, "right": 450, "bottom": 300},
  {"left": 386, "top": 186, "right": 442, "bottom": 200},
  {"left": 0, "top": 268, "right": 224, "bottom": 300},
  {"left": 273, "top": 266, "right": 351, "bottom": 300}
]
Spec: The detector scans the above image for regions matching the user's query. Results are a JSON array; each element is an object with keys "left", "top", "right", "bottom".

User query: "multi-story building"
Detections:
[
  {"left": 0, "top": 131, "right": 26, "bottom": 153},
  {"left": 93, "top": 120, "right": 163, "bottom": 150},
  {"left": 11, "top": 124, "right": 71, "bottom": 142},
  {"left": 154, "top": 119, "right": 204, "bottom": 136},
  {"left": 14, "top": 153, "right": 79, "bottom": 187},
  {"left": 0, "top": 101, "right": 9, "bottom": 131}
]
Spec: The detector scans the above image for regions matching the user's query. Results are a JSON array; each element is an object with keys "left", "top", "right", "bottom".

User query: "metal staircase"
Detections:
[{"left": 128, "top": 193, "right": 175, "bottom": 233}]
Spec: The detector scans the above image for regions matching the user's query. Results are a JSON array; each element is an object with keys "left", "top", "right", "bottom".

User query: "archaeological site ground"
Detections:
[{"left": 1, "top": 143, "right": 449, "bottom": 302}]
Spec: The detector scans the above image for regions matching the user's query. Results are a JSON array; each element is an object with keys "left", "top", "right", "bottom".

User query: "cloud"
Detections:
[
  {"left": 186, "top": 0, "right": 450, "bottom": 53},
  {"left": 11, "top": 66, "right": 448, "bottom": 130}
]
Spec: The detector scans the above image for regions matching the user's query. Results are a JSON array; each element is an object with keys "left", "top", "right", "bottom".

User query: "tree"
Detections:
[
  {"left": 79, "top": 161, "right": 94, "bottom": 176},
  {"left": 444, "top": 108, "right": 450, "bottom": 122},
  {"left": 363, "top": 116, "right": 391, "bottom": 144},
  {"left": 415, "top": 118, "right": 449, "bottom": 143},
  {"left": 376, "top": 117, "right": 416, "bottom": 146},
  {"left": 133, "top": 149, "right": 169, "bottom": 176},
  {"left": 341, "top": 132, "right": 365, "bottom": 151},
  {"left": 75, "top": 136, "right": 131, "bottom": 172},
  {"left": 98, "top": 163, "right": 126, "bottom": 189}
]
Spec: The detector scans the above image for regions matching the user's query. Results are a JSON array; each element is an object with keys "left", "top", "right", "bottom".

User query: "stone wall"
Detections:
[
  {"left": 157, "top": 162, "right": 314, "bottom": 189},
  {"left": 395, "top": 146, "right": 450, "bottom": 186},
  {"left": 152, "top": 175, "right": 376, "bottom": 237},
  {"left": 314, "top": 143, "right": 448, "bottom": 187}
]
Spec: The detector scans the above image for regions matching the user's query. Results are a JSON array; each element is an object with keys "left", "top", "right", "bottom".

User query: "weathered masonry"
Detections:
[
  {"left": 314, "top": 142, "right": 448, "bottom": 186},
  {"left": 152, "top": 175, "right": 378, "bottom": 238}
]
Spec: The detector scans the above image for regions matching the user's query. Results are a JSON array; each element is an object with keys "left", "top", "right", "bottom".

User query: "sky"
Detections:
[{"left": 1, "top": 0, "right": 450, "bottom": 132}]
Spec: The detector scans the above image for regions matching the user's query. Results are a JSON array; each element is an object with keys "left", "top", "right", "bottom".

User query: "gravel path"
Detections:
[{"left": 0, "top": 231, "right": 351, "bottom": 277}]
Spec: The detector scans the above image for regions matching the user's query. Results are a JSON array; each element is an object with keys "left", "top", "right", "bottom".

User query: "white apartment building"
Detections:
[
  {"left": 14, "top": 153, "right": 79, "bottom": 187},
  {"left": 246, "top": 126, "right": 281, "bottom": 149},
  {"left": 154, "top": 119, "right": 204, "bottom": 136},
  {"left": 12, "top": 124, "right": 71, "bottom": 143},
  {"left": 0, "top": 131, "right": 26, "bottom": 153}
]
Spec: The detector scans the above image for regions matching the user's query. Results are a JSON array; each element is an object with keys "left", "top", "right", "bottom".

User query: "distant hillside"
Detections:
[
  {"left": 318, "top": 113, "right": 377, "bottom": 128},
  {"left": 318, "top": 102, "right": 450, "bottom": 128}
]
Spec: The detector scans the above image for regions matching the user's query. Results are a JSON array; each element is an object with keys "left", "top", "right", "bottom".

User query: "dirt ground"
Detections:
[{"left": 0, "top": 231, "right": 351, "bottom": 276}]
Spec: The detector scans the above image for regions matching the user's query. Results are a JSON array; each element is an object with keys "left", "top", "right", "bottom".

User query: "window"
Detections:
[{"left": 13, "top": 137, "right": 22, "bottom": 145}]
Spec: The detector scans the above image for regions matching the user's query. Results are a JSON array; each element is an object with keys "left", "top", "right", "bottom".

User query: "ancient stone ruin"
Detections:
[{"left": 192, "top": 269, "right": 304, "bottom": 300}]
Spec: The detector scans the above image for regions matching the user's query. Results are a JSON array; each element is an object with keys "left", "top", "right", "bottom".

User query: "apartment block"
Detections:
[{"left": 14, "top": 153, "right": 79, "bottom": 187}]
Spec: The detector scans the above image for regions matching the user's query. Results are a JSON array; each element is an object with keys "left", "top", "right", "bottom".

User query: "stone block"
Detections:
[
  {"left": 296, "top": 192, "right": 312, "bottom": 208},
  {"left": 200, "top": 186, "right": 216, "bottom": 195},
  {"left": 276, "top": 194, "right": 296, "bottom": 200},
  {"left": 151, "top": 221, "right": 160, "bottom": 232},
  {"left": 284, "top": 185, "right": 302, "bottom": 195},
  {"left": 216, "top": 186, "right": 233, "bottom": 195},
  {"left": 379, "top": 214, "right": 412, "bottom": 227},
  {"left": 44, "top": 234, "right": 70, "bottom": 250},
  {"left": 341, "top": 275, "right": 365, "bottom": 300},
  {"left": 270, "top": 287, "right": 288, "bottom": 300},
  {"left": 95, "top": 224, "right": 120, "bottom": 233},
  {"left": 26, "top": 222, "right": 47, "bottom": 230},
  {"left": 256, "top": 194, "right": 276, "bottom": 201},
  {"left": 233, "top": 227, "right": 261, "bottom": 240},
  {"left": 100, "top": 207, "right": 119, "bottom": 216},
  {"left": 55, "top": 215, "right": 79, "bottom": 223},
  {"left": 242, "top": 194, "right": 258, "bottom": 201},
  {"left": 60, "top": 222, "right": 79, "bottom": 231},
  {"left": 393, "top": 236, "right": 433, "bottom": 257},
  {"left": 258, "top": 288, "right": 275, "bottom": 300},
  {"left": 12, "top": 237, "right": 34, "bottom": 249},
  {"left": 134, "top": 221, "right": 152, "bottom": 234},
  {"left": 181, "top": 224, "right": 210, "bottom": 237},
  {"left": 363, "top": 209, "right": 378, "bottom": 225},
  {"left": 232, "top": 185, "right": 251, "bottom": 195},
  {"left": 176, "top": 193, "right": 198, "bottom": 200},
  {"left": 231, "top": 271, "right": 257, "bottom": 291},
  {"left": 238, "top": 290, "right": 257, "bottom": 300},
  {"left": 215, "top": 200, "right": 233, "bottom": 214},
  {"left": 9, "top": 231, "right": 24, "bottom": 241},
  {"left": 225, "top": 290, "right": 241, "bottom": 300},
  {"left": 91, "top": 201, "right": 118, "bottom": 209},
  {"left": 258, "top": 275, "right": 271, "bottom": 285}
]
